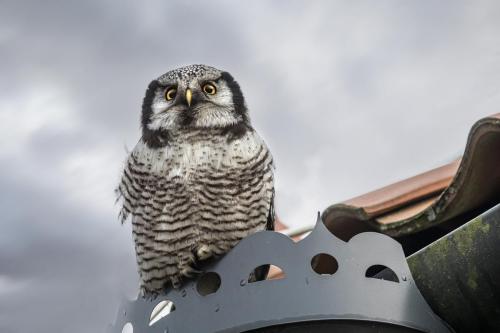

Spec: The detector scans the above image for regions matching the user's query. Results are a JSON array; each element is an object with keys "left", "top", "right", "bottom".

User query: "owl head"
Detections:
[{"left": 141, "top": 64, "right": 250, "bottom": 147}]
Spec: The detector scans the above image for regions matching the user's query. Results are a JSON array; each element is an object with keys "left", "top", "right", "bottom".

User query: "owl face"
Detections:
[{"left": 142, "top": 65, "right": 249, "bottom": 137}]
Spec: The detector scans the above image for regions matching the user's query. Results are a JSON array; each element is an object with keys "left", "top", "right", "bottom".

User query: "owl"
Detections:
[{"left": 116, "top": 64, "right": 275, "bottom": 297}]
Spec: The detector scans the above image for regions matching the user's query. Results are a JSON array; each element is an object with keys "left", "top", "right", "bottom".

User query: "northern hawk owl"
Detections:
[{"left": 117, "top": 64, "right": 275, "bottom": 296}]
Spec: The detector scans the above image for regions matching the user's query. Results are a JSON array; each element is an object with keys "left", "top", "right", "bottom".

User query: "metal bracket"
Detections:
[{"left": 109, "top": 215, "right": 452, "bottom": 333}]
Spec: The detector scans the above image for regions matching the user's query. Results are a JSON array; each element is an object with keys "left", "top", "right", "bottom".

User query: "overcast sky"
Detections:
[{"left": 2, "top": 1, "right": 500, "bottom": 332}]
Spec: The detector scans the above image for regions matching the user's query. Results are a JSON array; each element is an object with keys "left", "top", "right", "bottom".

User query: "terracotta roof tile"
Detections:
[{"left": 322, "top": 113, "right": 500, "bottom": 239}]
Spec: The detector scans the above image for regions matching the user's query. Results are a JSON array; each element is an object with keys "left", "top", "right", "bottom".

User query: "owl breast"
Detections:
[{"left": 118, "top": 128, "right": 274, "bottom": 295}]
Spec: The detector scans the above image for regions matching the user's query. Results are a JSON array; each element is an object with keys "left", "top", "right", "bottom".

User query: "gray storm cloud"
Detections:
[{"left": 2, "top": 0, "right": 500, "bottom": 331}]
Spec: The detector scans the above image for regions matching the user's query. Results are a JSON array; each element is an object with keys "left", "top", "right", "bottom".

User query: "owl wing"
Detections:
[
  {"left": 116, "top": 142, "right": 179, "bottom": 293},
  {"left": 116, "top": 145, "right": 154, "bottom": 224},
  {"left": 242, "top": 138, "right": 275, "bottom": 281},
  {"left": 266, "top": 189, "right": 275, "bottom": 231},
  {"left": 251, "top": 188, "right": 275, "bottom": 282}
]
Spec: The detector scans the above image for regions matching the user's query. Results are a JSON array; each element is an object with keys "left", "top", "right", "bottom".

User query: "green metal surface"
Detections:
[{"left": 408, "top": 203, "right": 500, "bottom": 332}]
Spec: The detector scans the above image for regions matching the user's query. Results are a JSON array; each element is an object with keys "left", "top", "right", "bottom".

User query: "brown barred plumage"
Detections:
[{"left": 118, "top": 121, "right": 276, "bottom": 297}]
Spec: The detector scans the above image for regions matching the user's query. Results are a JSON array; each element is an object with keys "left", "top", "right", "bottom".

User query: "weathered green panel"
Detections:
[{"left": 408, "top": 203, "right": 500, "bottom": 332}]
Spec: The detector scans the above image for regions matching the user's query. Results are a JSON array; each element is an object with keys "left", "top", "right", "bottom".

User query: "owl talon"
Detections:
[
  {"left": 185, "top": 268, "right": 203, "bottom": 277},
  {"left": 139, "top": 287, "right": 159, "bottom": 300}
]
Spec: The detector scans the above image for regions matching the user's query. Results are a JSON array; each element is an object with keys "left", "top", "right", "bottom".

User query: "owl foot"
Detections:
[
  {"left": 195, "top": 244, "right": 212, "bottom": 261},
  {"left": 139, "top": 287, "right": 160, "bottom": 300},
  {"left": 181, "top": 265, "right": 202, "bottom": 277},
  {"left": 171, "top": 277, "right": 182, "bottom": 289}
]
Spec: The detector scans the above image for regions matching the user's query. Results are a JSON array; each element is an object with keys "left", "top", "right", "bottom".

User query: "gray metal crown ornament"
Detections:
[{"left": 109, "top": 216, "right": 453, "bottom": 333}]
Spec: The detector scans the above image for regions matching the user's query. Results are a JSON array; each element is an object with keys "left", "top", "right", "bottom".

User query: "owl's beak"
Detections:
[{"left": 185, "top": 89, "right": 192, "bottom": 107}]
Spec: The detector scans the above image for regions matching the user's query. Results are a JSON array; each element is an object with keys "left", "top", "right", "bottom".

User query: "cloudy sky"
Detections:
[{"left": 2, "top": 1, "right": 500, "bottom": 331}]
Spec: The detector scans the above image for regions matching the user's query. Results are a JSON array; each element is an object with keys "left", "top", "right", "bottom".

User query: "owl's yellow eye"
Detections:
[
  {"left": 165, "top": 87, "right": 177, "bottom": 101},
  {"left": 203, "top": 83, "right": 217, "bottom": 95}
]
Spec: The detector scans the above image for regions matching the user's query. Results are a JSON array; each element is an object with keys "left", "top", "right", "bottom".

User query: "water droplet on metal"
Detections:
[
  {"left": 240, "top": 279, "right": 247, "bottom": 286},
  {"left": 402, "top": 275, "right": 407, "bottom": 281},
  {"left": 181, "top": 289, "right": 187, "bottom": 297},
  {"left": 215, "top": 304, "right": 220, "bottom": 312}
]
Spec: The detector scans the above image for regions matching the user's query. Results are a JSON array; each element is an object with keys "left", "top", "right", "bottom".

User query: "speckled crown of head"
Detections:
[{"left": 157, "top": 64, "right": 222, "bottom": 83}]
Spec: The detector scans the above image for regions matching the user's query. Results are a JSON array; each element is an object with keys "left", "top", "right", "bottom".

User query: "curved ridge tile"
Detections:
[{"left": 323, "top": 113, "right": 500, "bottom": 239}]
